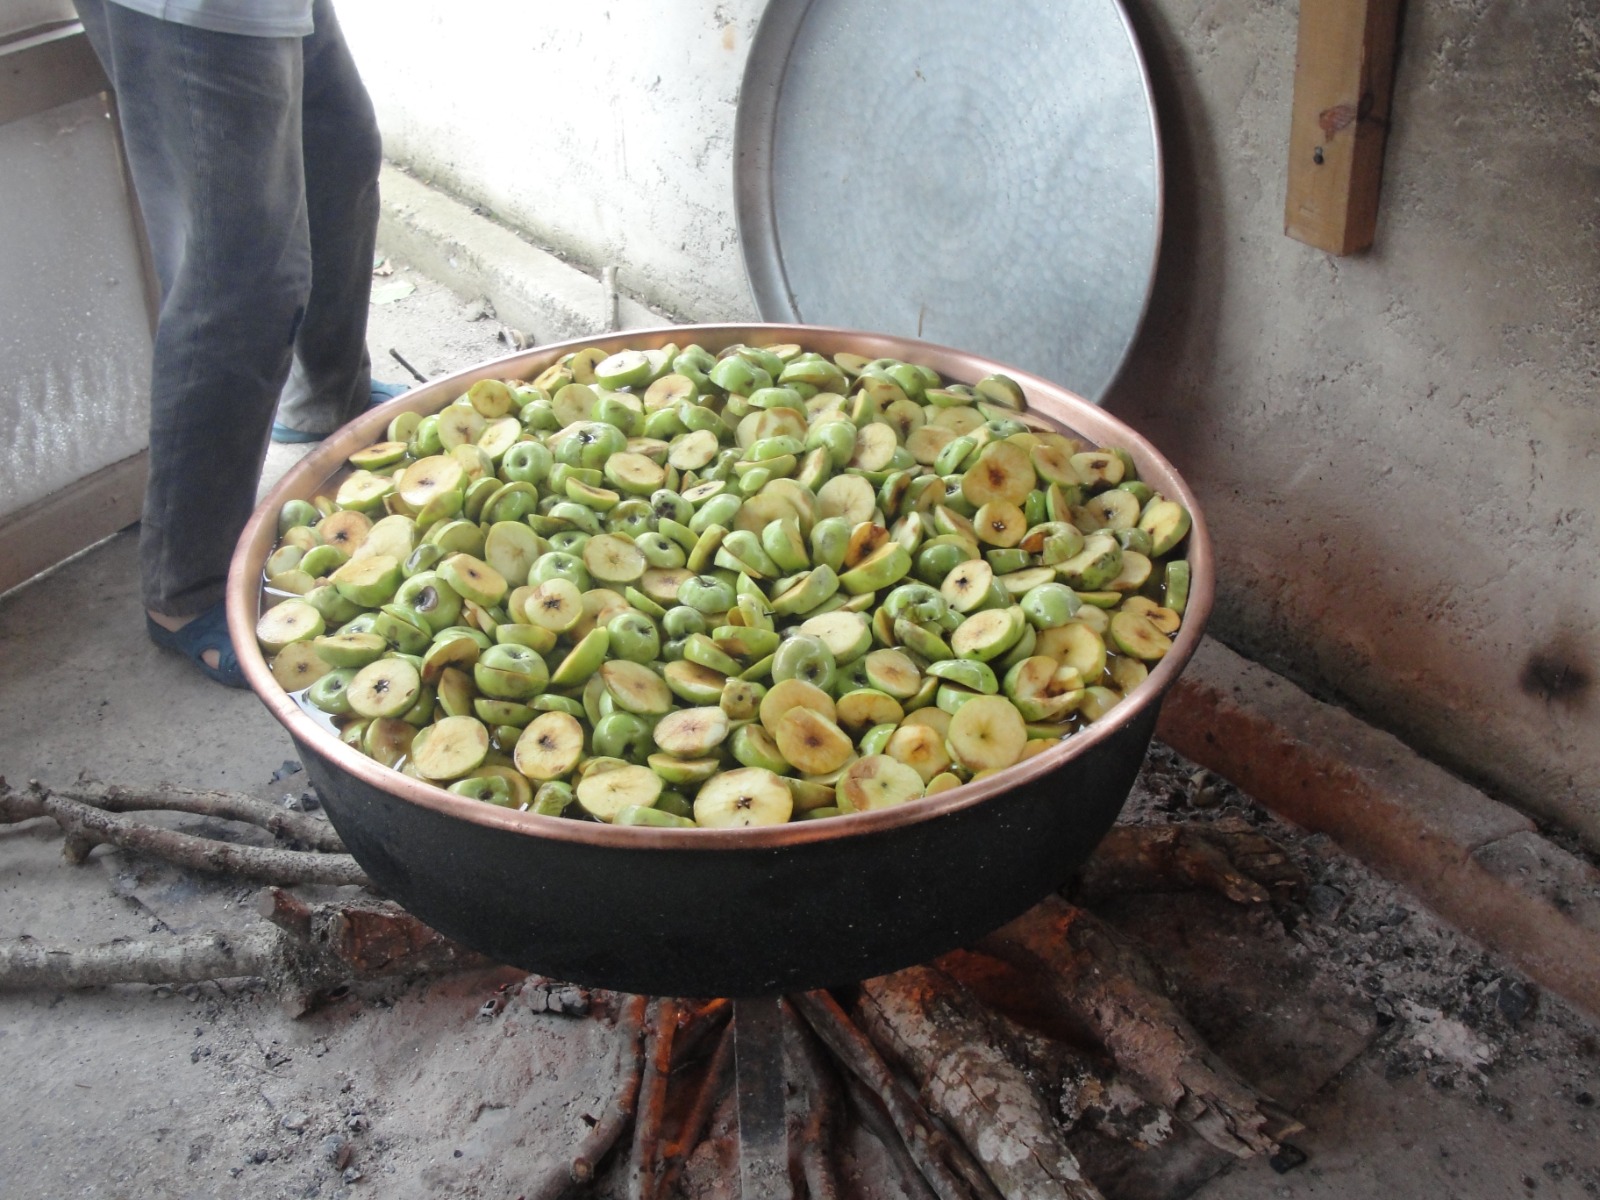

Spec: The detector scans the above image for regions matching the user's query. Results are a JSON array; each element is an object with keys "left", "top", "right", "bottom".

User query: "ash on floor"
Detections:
[{"left": 1119, "top": 747, "right": 1600, "bottom": 1200}]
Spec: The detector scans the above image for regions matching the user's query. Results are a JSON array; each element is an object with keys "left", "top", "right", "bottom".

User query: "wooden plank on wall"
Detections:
[
  {"left": 1283, "top": 0, "right": 1401, "bottom": 255},
  {"left": 0, "top": 452, "right": 147, "bottom": 597}
]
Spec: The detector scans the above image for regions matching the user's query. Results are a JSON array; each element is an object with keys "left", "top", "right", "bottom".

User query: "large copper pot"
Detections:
[{"left": 227, "top": 325, "right": 1212, "bottom": 997}]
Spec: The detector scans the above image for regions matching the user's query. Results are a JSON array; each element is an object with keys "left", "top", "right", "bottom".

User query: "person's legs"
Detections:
[
  {"left": 271, "top": 0, "right": 384, "bottom": 438},
  {"left": 76, "top": 0, "right": 311, "bottom": 629}
]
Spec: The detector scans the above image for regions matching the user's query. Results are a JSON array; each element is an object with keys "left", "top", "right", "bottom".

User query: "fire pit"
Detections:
[{"left": 227, "top": 324, "right": 1212, "bottom": 999}]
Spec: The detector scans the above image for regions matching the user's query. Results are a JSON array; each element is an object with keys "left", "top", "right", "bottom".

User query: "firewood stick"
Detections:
[
  {"left": 791, "top": 990, "right": 988, "bottom": 1200},
  {"left": 0, "top": 927, "right": 282, "bottom": 989},
  {"left": 569, "top": 995, "right": 650, "bottom": 1186},
  {"left": 517, "top": 975, "right": 594, "bottom": 1016},
  {"left": 0, "top": 779, "right": 368, "bottom": 887},
  {"left": 671, "top": 997, "right": 731, "bottom": 1068},
  {"left": 628, "top": 998, "right": 678, "bottom": 1200},
  {"left": 784, "top": 1002, "right": 842, "bottom": 1200},
  {"left": 654, "top": 1019, "right": 734, "bottom": 1198},
  {"left": 840, "top": 1073, "right": 939, "bottom": 1200},
  {"left": 799, "top": 1094, "right": 840, "bottom": 1200},
  {"left": 0, "top": 889, "right": 493, "bottom": 1008},
  {"left": 1073, "top": 822, "right": 1302, "bottom": 906},
  {"left": 979, "top": 896, "right": 1291, "bottom": 1157},
  {"left": 1080, "top": 826, "right": 1268, "bottom": 904},
  {"left": 944, "top": 1125, "right": 1015, "bottom": 1200},
  {"left": 857, "top": 966, "right": 1105, "bottom": 1200},
  {"left": 257, "top": 888, "right": 494, "bottom": 978},
  {"left": 50, "top": 776, "right": 346, "bottom": 852},
  {"left": 981, "top": 1005, "right": 1280, "bottom": 1151},
  {"left": 260, "top": 887, "right": 318, "bottom": 939}
]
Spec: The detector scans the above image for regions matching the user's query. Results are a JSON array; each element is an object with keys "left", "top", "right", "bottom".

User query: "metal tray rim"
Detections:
[{"left": 732, "top": 0, "right": 1166, "bottom": 404}]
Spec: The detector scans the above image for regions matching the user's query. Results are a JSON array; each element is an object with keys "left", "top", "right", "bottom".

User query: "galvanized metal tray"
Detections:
[{"left": 735, "top": 0, "right": 1162, "bottom": 403}]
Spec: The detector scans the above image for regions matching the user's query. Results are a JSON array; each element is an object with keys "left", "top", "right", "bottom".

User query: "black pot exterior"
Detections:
[{"left": 297, "top": 700, "right": 1156, "bottom": 998}]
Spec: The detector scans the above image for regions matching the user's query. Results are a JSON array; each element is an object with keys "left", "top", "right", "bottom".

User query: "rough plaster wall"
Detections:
[
  {"left": 1107, "top": 0, "right": 1600, "bottom": 844},
  {"left": 340, "top": 0, "right": 1600, "bottom": 844},
  {"left": 337, "top": 0, "right": 761, "bottom": 322}
]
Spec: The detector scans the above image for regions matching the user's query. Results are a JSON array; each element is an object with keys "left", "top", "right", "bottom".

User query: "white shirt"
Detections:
[{"left": 105, "top": 0, "right": 314, "bottom": 37}]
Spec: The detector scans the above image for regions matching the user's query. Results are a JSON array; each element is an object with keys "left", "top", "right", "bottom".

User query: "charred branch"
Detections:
[
  {"left": 841, "top": 1071, "right": 939, "bottom": 1200},
  {"left": 792, "top": 989, "right": 999, "bottom": 1200},
  {"left": 628, "top": 998, "right": 678, "bottom": 1200},
  {"left": 785, "top": 1001, "right": 844, "bottom": 1200},
  {"left": 857, "top": 965, "right": 1105, "bottom": 1200},
  {"left": 655, "top": 1019, "right": 734, "bottom": 1199},
  {"left": 671, "top": 997, "right": 732, "bottom": 1069},
  {"left": 1073, "top": 820, "right": 1305, "bottom": 907},
  {"left": 571, "top": 995, "right": 650, "bottom": 1186},
  {"left": 979, "top": 896, "right": 1299, "bottom": 1157}
]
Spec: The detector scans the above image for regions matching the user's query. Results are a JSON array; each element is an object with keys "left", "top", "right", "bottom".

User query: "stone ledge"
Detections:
[
  {"left": 1158, "top": 638, "right": 1600, "bottom": 1025},
  {"left": 375, "top": 164, "right": 669, "bottom": 348},
  {"left": 1471, "top": 831, "right": 1600, "bottom": 936}
]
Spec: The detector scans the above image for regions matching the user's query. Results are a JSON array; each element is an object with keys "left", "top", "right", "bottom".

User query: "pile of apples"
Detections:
[{"left": 257, "top": 341, "right": 1191, "bottom": 828}]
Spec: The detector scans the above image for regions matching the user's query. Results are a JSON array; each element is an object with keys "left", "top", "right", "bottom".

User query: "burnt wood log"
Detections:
[
  {"left": 628, "top": 998, "right": 678, "bottom": 1200},
  {"left": 1073, "top": 820, "right": 1305, "bottom": 907},
  {"left": 978, "top": 896, "right": 1297, "bottom": 1158},
  {"left": 784, "top": 1001, "right": 843, "bottom": 1200},
  {"left": 857, "top": 965, "right": 1105, "bottom": 1200},
  {"left": 840, "top": 1071, "right": 940, "bottom": 1200},
  {"left": 532, "top": 994, "right": 650, "bottom": 1200},
  {"left": 654, "top": 1019, "right": 735, "bottom": 1199},
  {"left": 792, "top": 989, "right": 1000, "bottom": 1200}
]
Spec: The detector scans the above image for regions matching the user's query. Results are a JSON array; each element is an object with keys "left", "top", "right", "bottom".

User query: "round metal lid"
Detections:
[{"left": 735, "top": 0, "right": 1162, "bottom": 403}]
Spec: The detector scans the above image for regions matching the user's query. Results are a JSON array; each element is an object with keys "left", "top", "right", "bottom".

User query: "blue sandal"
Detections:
[
  {"left": 271, "top": 380, "right": 410, "bottom": 444},
  {"left": 146, "top": 601, "right": 247, "bottom": 689}
]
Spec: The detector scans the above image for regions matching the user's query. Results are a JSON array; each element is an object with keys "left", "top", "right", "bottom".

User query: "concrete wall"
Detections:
[
  {"left": 339, "top": 0, "right": 1600, "bottom": 847},
  {"left": 337, "top": 0, "right": 761, "bottom": 323},
  {"left": 1107, "top": 0, "right": 1600, "bottom": 847},
  {"left": 5, "top": 1, "right": 78, "bottom": 38}
]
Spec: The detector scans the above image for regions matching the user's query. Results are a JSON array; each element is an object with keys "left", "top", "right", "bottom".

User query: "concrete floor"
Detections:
[{"left": 1, "top": 254, "right": 1596, "bottom": 1199}]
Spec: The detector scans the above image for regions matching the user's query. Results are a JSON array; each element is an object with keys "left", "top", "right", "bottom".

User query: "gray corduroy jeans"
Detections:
[{"left": 74, "top": 0, "right": 381, "bottom": 616}]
